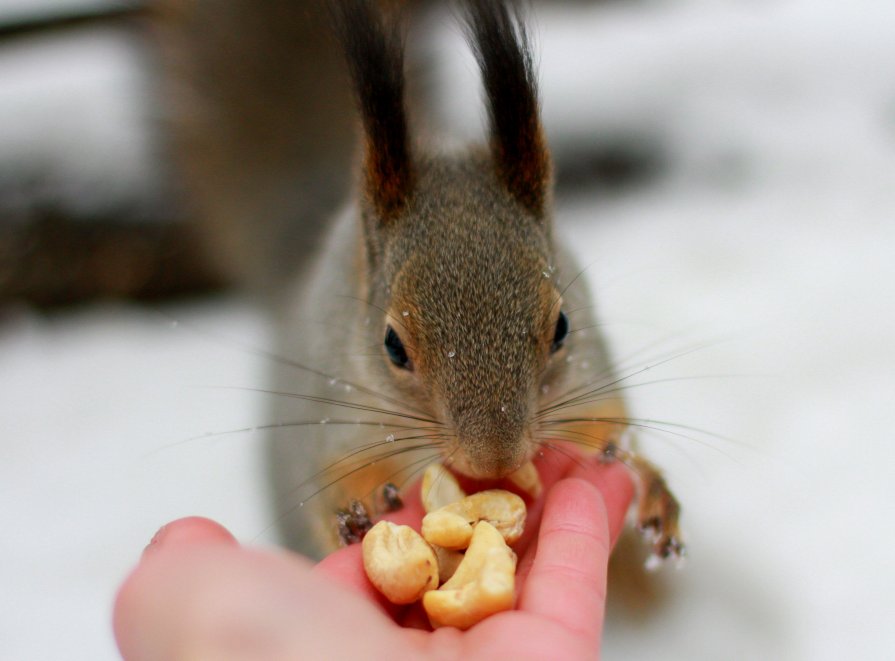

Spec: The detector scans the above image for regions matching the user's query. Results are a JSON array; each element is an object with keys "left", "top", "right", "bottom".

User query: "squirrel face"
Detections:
[
  {"left": 365, "top": 155, "right": 566, "bottom": 479},
  {"left": 337, "top": 1, "right": 559, "bottom": 479}
]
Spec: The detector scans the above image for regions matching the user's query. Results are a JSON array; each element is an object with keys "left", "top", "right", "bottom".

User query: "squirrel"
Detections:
[{"left": 152, "top": 0, "right": 683, "bottom": 564}]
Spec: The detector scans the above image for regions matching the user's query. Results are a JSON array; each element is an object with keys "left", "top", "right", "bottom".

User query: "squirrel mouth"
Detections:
[
  {"left": 447, "top": 450, "right": 525, "bottom": 481},
  {"left": 445, "top": 429, "right": 535, "bottom": 482},
  {"left": 436, "top": 459, "right": 542, "bottom": 504}
]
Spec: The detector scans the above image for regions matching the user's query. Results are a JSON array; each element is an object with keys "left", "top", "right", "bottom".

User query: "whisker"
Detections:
[
  {"left": 563, "top": 304, "right": 597, "bottom": 315},
  {"left": 153, "top": 308, "right": 434, "bottom": 417},
  {"left": 530, "top": 438, "right": 590, "bottom": 471},
  {"left": 556, "top": 257, "right": 599, "bottom": 305},
  {"left": 281, "top": 432, "right": 451, "bottom": 503},
  {"left": 540, "top": 416, "right": 740, "bottom": 462},
  {"left": 535, "top": 428, "right": 612, "bottom": 453},
  {"left": 364, "top": 450, "right": 450, "bottom": 503},
  {"left": 566, "top": 322, "right": 610, "bottom": 336},
  {"left": 442, "top": 451, "right": 460, "bottom": 475},
  {"left": 206, "top": 386, "right": 441, "bottom": 424},
  {"left": 540, "top": 415, "right": 748, "bottom": 449},
  {"left": 252, "top": 441, "right": 446, "bottom": 542},
  {"left": 415, "top": 448, "right": 463, "bottom": 493},
  {"left": 537, "top": 373, "right": 746, "bottom": 419},
  {"left": 543, "top": 336, "right": 719, "bottom": 413},
  {"left": 147, "top": 420, "right": 447, "bottom": 457},
  {"left": 546, "top": 430, "right": 652, "bottom": 472},
  {"left": 267, "top": 442, "right": 447, "bottom": 532},
  {"left": 299, "top": 442, "right": 447, "bottom": 505},
  {"left": 538, "top": 343, "right": 726, "bottom": 417}
]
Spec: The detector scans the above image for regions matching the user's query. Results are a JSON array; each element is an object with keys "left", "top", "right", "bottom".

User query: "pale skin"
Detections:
[{"left": 114, "top": 451, "right": 633, "bottom": 660}]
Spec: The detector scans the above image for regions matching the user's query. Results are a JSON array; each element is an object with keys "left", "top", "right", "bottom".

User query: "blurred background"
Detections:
[{"left": 1, "top": 0, "right": 894, "bottom": 658}]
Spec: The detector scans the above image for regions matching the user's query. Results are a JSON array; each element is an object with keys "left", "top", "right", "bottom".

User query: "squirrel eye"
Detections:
[
  {"left": 551, "top": 310, "right": 569, "bottom": 352},
  {"left": 384, "top": 326, "right": 411, "bottom": 368}
]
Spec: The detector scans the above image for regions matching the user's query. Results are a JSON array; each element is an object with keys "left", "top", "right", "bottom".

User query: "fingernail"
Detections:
[{"left": 142, "top": 524, "right": 168, "bottom": 557}]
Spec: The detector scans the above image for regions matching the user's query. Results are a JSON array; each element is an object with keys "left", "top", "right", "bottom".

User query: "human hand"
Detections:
[{"left": 114, "top": 451, "right": 633, "bottom": 660}]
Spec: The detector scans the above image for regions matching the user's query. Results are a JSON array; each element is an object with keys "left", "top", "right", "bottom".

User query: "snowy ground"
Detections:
[{"left": 2, "top": 1, "right": 894, "bottom": 659}]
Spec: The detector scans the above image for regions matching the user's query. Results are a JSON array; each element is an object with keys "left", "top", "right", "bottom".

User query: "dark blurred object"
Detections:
[
  {"left": 0, "top": 209, "right": 224, "bottom": 307},
  {"left": 0, "top": 1, "right": 230, "bottom": 309},
  {"left": 0, "top": 1, "right": 144, "bottom": 42},
  {"left": 151, "top": 0, "right": 655, "bottom": 291},
  {"left": 553, "top": 136, "right": 667, "bottom": 195},
  {"left": 0, "top": 0, "right": 659, "bottom": 310},
  {"left": 151, "top": 0, "right": 356, "bottom": 290}
]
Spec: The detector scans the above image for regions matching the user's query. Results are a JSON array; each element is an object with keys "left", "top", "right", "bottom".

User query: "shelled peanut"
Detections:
[{"left": 361, "top": 461, "right": 541, "bottom": 630}]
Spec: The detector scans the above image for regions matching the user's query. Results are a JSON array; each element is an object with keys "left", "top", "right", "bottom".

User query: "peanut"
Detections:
[
  {"left": 506, "top": 460, "right": 542, "bottom": 499},
  {"left": 361, "top": 464, "right": 536, "bottom": 629},
  {"left": 361, "top": 521, "right": 439, "bottom": 604},
  {"left": 424, "top": 489, "right": 526, "bottom": 545},
  {"left": 421, "top": 462, "right": 467, "bottom": 513},
  {"left": 432, "top": 545, "right": 464, "bottom": 583},
  {"left": 422, "top": 521, "right": 517, "bottom": 630},
  {"left": 421, "top": 510, "right": 474, "bottom": 550}
]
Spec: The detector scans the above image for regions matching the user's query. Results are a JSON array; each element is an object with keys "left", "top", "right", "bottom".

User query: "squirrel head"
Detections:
[{"left": 337, "top": 0, "right": 568, "bottom": 479}]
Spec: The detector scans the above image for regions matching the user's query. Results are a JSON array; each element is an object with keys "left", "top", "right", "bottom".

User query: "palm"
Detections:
[
  {"left": 115, "top": 451, "right": 632, "bottom": 660},
  {"left": 314, "top": 453, "right": 632, "bottom": 658}
]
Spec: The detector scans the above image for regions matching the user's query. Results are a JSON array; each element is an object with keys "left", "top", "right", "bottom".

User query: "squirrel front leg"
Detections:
[
  {"left": 618, "top": 452, "right": 685, "bottom": 564},
  {"left": 549, "top": 406, "right": 685, "bottom": 564}
]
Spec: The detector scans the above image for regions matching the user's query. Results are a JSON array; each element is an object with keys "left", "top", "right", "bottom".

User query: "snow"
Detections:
[
  {"left": 0, "top": 302, "right": 271, "bottom": 660},
  {"left": 2, "top": 0, "right": 894, "bottom": 659}
]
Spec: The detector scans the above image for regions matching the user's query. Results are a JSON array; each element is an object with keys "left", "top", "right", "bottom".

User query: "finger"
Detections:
[
  {"left": 516, "top": 477, "right": 615, "bottom": 647},
  {"left": 143, "top": 516, "right": 237, "bottom": 556},
  {"left": 513, "top": 446, "right": 631, "bottom": 558},
  {"left": 566, "top": 460, "right": 634, "bottom": 547},
  {"left": 516, "top": 460, "right": 632, "bottom": 586},
  {"left": 509, "top": 447, "right": 583, "bottom": 555},
  {"left": 115, "top": 542, "right": 398, "bottom": 659}
]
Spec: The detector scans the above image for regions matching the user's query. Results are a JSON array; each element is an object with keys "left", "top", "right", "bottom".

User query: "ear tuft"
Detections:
[
  {"left": 465, "top": 0, "right": 550, "bottom": 215},
  {"left": 332, "top": 0, "right": 412, "bottom": 218}
]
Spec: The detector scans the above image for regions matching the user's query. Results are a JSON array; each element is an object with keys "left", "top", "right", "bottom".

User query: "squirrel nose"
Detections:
[{"left": 454, "top": 415, "right": 529, "bottom": 479}]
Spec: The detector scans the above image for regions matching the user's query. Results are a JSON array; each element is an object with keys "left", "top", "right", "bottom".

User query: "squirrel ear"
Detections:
[
  {"left": 333, "top": 0, "right": 412, "bottom": 220},
  {"left": 465, "top": 0, "right": 550, "bottom": 216}
]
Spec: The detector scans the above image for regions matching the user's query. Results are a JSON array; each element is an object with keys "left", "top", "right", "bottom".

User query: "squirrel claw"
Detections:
[
  {"left": 598, "top": 441, "right": 618, "bottom": 464},
  {"left": 642, "top": 532, "right": 686, "bottom": 571},
  {"left": 380, "top": 482, "right": 403, "bottom": 513},
  {"left": 636, "top": 499, "right": 684, "bottom": 565},
  {"left": 335, "top": 499, "right": 373, "bottom": 545}
]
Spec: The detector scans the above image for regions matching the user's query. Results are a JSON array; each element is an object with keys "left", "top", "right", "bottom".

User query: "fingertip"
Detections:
[
  {"left": 544, "top": 476, "right": 609, "bottom": 527},
  {"left": 568, "top": 459, "right": 634, "bottom": 546},
  {"left": 143, "top": 516, "right": 237, "bottom": 556},
  {"left": 116, "top": 518, "right": 238, "bottom": 655}
]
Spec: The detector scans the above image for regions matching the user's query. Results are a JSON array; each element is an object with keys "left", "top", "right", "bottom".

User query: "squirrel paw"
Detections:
[
  {"left": 628, "top": 454, "right": 686, "bottom": 566},
  {"left": 636, "top": 479, "right": 685, "bottom": 567},
  {"left": 335, "top": 499, "right": 373, "bottom": 546}
]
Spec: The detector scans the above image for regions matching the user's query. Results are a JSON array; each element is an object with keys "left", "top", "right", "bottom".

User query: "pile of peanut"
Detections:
[{"left": 362, "top": 462, "right": 541, "bottom": 629}]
